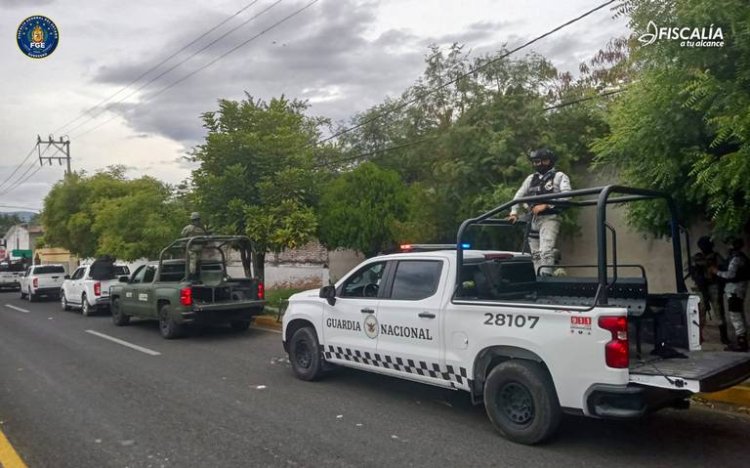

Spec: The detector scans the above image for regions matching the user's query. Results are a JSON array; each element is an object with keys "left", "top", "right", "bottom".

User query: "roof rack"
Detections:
[{"left": 383, "top": 243, "right": 472, "bottom": 254}]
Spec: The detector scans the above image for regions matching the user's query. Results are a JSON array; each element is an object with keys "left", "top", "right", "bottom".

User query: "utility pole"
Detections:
[{"left": 37, "top": 135, "right": 71, "bottom": 175}]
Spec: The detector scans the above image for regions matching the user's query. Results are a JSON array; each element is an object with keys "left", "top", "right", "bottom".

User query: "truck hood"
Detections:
[{"left": 289, "top": 288, "right": 321, "bottom": 301}]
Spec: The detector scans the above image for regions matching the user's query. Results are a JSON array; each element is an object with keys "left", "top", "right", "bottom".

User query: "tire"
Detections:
[
  {"left": 289, "top": 327, "right": 324, "bottom": 381},
  {"left": 111, "top": 298, "right": 130, "bottom": 326},
  {"left": 61, "top": 291, "right": 71, "bottom": 311},
  {"left": 483, "top": 360, "right": 561, "bottom": 445},
  {"left": 28, "top": 288, "right": 36, "bottom": 302},
  {"left": 20, "top": 288, "right": 26, "bottom": 299},
  {"left": 158, "top": 304, "right": 183, "bottom": 339},
  {"left": 229, "top": 320, "right": 251, "bottom": 331},
  {"left": 81, "top": 294, "right": 92, "bottom": 316}
]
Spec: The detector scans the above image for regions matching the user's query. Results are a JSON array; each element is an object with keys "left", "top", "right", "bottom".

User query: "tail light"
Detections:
[
  {"left": 94, "top": 282, "right": 101, "bottom": 296},
  {"left": 598, "top": 315, "right": 629, "bottom": 368},
  {"left": 33, "top": 277, "right": 38, "bottom": 288},
  {"left": 257, "top": 281, "right": 264, "bottom": 300},
  {"left": 180, "top": 287, "right": 192, "bottom": 306}
]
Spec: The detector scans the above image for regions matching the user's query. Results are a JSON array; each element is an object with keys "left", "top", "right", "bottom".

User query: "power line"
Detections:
[
  {"left": 73, "top": 0, "right": 319, "bottom": 139},
  {"left": 0, "top": 145, "right": 37, "bottom": 192},
  {"left": 0, "top": 204, "right": 41, "bottom": 212},
  {"left": 320, "top": 0, "right": 616, "bottom": 144},
  {"left": 52, "top": 0, "right": 264, "bottom": 135},
  {"left": 317, "top": 87, "right": 626, "bottom": 169},
  {"left": 66, "top": 0, "right": 284, "bottom": 137},
  {"left": 0, "top": 161, "right": 42, "bottom": 197}
]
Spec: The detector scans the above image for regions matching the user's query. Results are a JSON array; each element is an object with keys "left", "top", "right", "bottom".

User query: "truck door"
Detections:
[
  {"left": 123, "top": 265, "right": 148, "bottom": 314},
  {"left": 375, "top": 259, "right": 447, "bottom": 385},
  {"left": 131, "top": 265, "right": 157, "bottom": 317},
  {"left": 322, "top": 260, "right": 387, "bottom": 367},
  {"left": 69, "top": 267, "right": 86, "bottom": 305}
]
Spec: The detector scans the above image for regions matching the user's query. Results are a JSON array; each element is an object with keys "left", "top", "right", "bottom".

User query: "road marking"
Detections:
[
  {"left": 85, "top": 330, "right": 161, "bottom": 356},
  {"left": 0, "top": 426, "right": 28, "bottom": 468},
  {"left": 4, "top": 304, "right": 29, "bottom": 314}
]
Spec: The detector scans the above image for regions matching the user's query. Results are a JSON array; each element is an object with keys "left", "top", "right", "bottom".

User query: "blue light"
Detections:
[{"left": 461, "top": 243, "right": 471, "bottom": 249}]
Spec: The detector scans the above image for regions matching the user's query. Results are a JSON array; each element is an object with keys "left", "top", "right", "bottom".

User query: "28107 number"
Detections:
[{"left": 483, "top": 313, "right": 539, "bottom": 329}]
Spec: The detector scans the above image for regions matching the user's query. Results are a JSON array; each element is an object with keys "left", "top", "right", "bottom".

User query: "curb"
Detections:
[
  {"left": 254, "top": 315, "right": 282, "bottom": 331},
  {"left": 697, "top": 382, "right": 750, "bottom": 408}
]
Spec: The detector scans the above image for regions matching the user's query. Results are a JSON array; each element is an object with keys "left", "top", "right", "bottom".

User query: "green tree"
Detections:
[
  {"left": 318, "top": 162, "right": 408, "bottom": 257},
  {"left": 594, "top": 0, "right": 750, "bottom": 236},
  {"left": 190, "top": 95, "right": 328, "bottom": 279},
  {"left": 40, "top": 168, "right": 186, "bottom": 260}
]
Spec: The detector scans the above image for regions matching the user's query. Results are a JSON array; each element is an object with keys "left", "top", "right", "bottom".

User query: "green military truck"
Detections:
[{"left": 109, "top": 235, "right": 266, "bottom": 339}]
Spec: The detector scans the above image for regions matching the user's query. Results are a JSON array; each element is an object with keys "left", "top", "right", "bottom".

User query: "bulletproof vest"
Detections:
[
  {"left": 726, "top": 251, "right": 750, "bottom": 283},
  {"left": 526, "top": 169, "right": 560, "bottom": 214}
]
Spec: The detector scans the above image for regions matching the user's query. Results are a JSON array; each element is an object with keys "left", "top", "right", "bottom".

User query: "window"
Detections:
[
  {"left": 340, "top": 262, "right": 386, "bottom": 298},
  {"left": 114, "top": 266, "right": 130, "bottom": 276},
  {"left": 71, "top": 268, "right": 85, "bottom": 280},
  {"left": 130, "top": 265, "right": 147, "bottom": 284},
  {"left": 159, "top": 262, "right": 186, "bottom": 282},
  {"left": 33, "top": 265, "right": 66, "bottom": 275},
  {"left": 142, "top": 266, "right": 156, "bottom": 283},
  {"left": 389, "top": 260, "right": 443, "bottom": 301}
]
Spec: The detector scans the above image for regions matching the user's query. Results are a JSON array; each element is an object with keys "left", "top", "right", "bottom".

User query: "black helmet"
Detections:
[
  {"left": 529, "top": 148, "right": 557, "bottom": 163},
  {"left": 697, "top": 235, "right": 714, "bottom": 253},
  {"left": 727, "top": 237, "right": 745, "bottom": 251}
]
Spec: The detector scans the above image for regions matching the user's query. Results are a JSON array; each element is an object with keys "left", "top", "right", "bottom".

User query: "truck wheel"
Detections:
[
  {"left": 483, "top": 360, "right": 561, "bottom": 445},
  {"left": 111, "top": 298, "right": 130, "bottom": 326},
  {"left": 28, "top": 288, "right": 37, "bottom": 302},
  {"left": 289, "top": 327, "right": 324, "bottom": 381},
  {"left": 81, "top": 294, "right": 91, "bottom": 316},
  {"left": 20, "top": 289, "right": 26, "bottom": 300},
  {"left": 230, "top": 320, "right": 251, "bottom": 331},
  {"left": 61, "top": 292, "right": 71, "bottom": 311},
  {"left": 158, "top": 304, "right": 184, "bottom": 339}
]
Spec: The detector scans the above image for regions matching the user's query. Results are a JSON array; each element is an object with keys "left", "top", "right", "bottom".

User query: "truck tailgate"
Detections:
[{"left": 629, "top": 352, "right": 750, "bottom": 393}]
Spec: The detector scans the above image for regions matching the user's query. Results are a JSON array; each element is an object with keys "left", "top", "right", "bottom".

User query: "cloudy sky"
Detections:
[{"left": 0, "top": 0, "right": 629, "bottom": 213}]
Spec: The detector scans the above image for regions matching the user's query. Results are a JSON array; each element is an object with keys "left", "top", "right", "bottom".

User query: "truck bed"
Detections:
[{"left": 629, "top": 352, "right": 750, "bottom": 393}]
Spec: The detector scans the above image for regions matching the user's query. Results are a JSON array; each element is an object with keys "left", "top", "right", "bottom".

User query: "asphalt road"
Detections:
[{"left": 1, "top": 292, "right": 750, "bottom": 468}]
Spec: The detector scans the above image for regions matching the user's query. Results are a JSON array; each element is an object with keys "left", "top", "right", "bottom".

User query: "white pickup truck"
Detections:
[
  {"left": 0, "top": 261, "right": 25, "bottom": 291},
  {"left": 61, "top": 263, "right": 130, "bottom": 316},
  {"left": 19, "top": 264, "right": 67, "bottom": 302},
  {"left": 282, "top": 186, "right": 750, "bottom": 445}
]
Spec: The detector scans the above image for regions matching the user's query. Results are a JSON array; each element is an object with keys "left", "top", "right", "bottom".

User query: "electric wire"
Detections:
[
  {"left": 66, "top": 0, "right": 284, "bottom": 137},
  {"left": 319, "top": 0, "right": 617, "bottom": 144},
  {"left": 52, "top": 0, "right": 264, "bottom": 135},
  {"left": 72, "top": 0, "right": 319, "bottom": 139},
  {"left": 0, "top": 145, "right": 37, "bottom": 192}
]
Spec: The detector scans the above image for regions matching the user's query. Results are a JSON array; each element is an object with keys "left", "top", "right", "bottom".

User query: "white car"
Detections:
[
  {"left": 19, "top": 264, "right": 67, "bottom": 302},
  {"left": 0, "top": 261, "right": 25, "bottom": 291},
  {"left": 61, "top": 263, "right": 130, "bottom": 316}
]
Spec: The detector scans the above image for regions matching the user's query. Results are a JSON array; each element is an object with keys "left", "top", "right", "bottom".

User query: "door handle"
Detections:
[
  {"left": 418, "top": 311, "right": 436, "bottom": 319},
  {"left": 361, "top": 308, "right": 375, "bottom": 314}
]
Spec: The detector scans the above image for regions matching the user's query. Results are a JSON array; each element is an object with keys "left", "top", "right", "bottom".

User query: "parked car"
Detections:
[
  {"left": 0, "top": 260, "right": 26, "bottom": 291},
  {"left": 60, "top": 263, "right": 131, "bottom": 316},
  {"left": 19, "top": 264, "right": 66, "bottom": 302}
]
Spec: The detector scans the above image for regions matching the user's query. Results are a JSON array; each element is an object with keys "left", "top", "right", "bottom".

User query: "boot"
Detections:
[
  {"left": 719, "top": 324, "right": 730, "bottom": 345},
  {"left": 725, "top": 334, "right": 748, "bottom": 352}
]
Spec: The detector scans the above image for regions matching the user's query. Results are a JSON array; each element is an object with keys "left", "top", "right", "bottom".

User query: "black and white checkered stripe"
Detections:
[{"left": 324, "top": 345, "right": 470, "bottom": 387}]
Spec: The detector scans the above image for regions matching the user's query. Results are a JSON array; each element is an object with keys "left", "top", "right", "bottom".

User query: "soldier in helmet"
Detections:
[
  {"left": 690, "top": 236, "right": 726, "bottom": 344},
  {"left": 506, "top": 148, "right": 572, "bottom": 275},
  {"left": 711, "top": 237, "right": 749, "bottom": 352},
  {"left": 182, "top": 212, "right": 208, "bottom": 238}
]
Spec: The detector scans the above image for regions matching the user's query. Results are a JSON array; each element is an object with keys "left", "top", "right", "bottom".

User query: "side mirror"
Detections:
[
  {"left": 119, "top": 276, "right": 129, "bottom": 283},
  {"left": 319, "top": 285, "right": 336, "bottom": 306},
  {"left": 64, "top": 275, "right": 70, "bottom": 279}
]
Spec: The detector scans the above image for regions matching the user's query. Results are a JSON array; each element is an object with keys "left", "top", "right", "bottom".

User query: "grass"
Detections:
[{"left": 264, "top": 287, "right": 306, "bottom": 309}]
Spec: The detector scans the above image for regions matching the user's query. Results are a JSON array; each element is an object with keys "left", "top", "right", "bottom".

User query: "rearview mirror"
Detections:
[
  {"left": 319, "top": 285, "right": 336, "bottom": 306},
  {"left": 119, "top": 276, "right": 129, "bottom": 283}
]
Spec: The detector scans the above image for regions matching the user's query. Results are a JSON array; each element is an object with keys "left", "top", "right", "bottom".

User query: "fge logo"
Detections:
[{"left": 17, "top": 15, "right": 59, "bottom": 58}]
